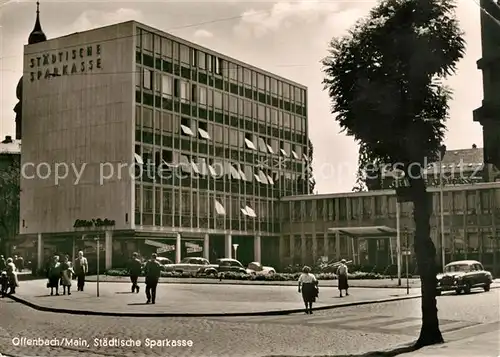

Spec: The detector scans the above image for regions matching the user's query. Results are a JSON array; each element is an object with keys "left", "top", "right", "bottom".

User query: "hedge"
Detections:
[{"left": 103, "top": 269, "right": 414, "bottom": 280}]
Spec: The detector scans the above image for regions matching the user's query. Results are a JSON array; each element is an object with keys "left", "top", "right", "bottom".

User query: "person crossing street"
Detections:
[
  {"left": 128, "top": 252, "right": 142, "bottom": 293},
  {"left": 144, "top": 253, "right": 161, "bottom": 304}
]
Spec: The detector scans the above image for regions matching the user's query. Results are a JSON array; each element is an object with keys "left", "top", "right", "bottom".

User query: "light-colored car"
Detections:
[
  {"left": 246, "top": 262, "right": 276, "bottom": 275},
  {"left": 164, "top": 257, "right": 215, "bottom": 274}
]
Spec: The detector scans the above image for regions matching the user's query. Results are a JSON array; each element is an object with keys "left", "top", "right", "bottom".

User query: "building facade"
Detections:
[
  {"left": 19, "top": 20, "right": 309, "bottom": 270},
  {"left": 280, "top": 182, "right": 500, "bottom": 275}
]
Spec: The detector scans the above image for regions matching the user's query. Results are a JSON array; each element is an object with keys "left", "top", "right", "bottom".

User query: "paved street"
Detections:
[
  {"left": 10, "top": 280, "right": 420, "bottom": 314},
  {"left": 1, "top": 289, "right": 498, "bottom": 356}
]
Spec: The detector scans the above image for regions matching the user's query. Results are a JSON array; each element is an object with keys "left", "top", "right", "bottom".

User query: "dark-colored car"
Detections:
[
  {"left": 436, "top": 260, "right": 493, "bottom": 295},
  {"left": 202, "top": 258, "right": 247, "bottom": 275}
]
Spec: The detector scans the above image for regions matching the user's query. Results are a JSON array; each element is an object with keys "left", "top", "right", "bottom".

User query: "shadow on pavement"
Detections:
[
  {"left": 128, "top": 302, "right": 149, "bottom": 306},
  {"left": 115, "top": 292, "right": 136, "bottom": 294},
  {"left": 263, "top": 342, "right": 422, "bottom": 357}
]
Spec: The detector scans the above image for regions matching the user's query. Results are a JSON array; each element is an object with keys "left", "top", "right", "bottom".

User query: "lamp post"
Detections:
[
  {"left": 392, "top": 169, "right": 404, "bottom": 286},
  {"left": 95, "top": 236, "right": 100, "bottom": 297},
  {"left": 438, "top": 145, "right": 447, "bottom": 270},
  {"left": 233, "top": 244, "right": 239, "bottom": 261}
]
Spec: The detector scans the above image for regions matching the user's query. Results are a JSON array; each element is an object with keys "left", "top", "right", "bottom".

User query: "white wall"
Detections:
[{"left": 20, "top": 22, "right": 135, "bottom": 234}]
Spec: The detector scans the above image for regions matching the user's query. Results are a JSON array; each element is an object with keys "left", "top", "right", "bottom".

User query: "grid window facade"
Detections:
[{"left": 134, "top": 27, "right": 308, "bottom": 234}]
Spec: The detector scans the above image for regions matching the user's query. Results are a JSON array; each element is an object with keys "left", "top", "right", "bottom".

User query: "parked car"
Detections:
[
  {"left": 436, "top": 260, "right": 493, "bottom": 295},
  {"left": 163, "top": 257, "right": 215, "bottom": 274},
  {"left": 201, "top": 258, "right": 247, "bottom": 275},
  {"left": 156, "top": 257, "right": 173, "bottom": 271},
  {"left": 246, "top": 262, "right": 276, "bottom": 275}
]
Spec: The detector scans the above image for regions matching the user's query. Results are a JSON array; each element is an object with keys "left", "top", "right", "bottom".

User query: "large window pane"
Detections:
[{"left": 162, "top": 75, "right": 172, "bottom": 96}]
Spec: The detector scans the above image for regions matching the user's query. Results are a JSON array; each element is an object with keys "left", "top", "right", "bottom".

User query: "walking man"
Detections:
[
  {"left": 336, "top": 259, "right": 349, "bottom": 297},
  {"left": 144, "top": 253, "right": 161, "bottom": 304},
  {"left": 74, "top": 251, "right": 88, "bottom": 292},
  {"left": 128, "top": 252, "right": 142, "bottom": 293}
]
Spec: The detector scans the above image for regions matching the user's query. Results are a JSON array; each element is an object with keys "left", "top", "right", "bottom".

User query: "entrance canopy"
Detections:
[{"left": 328, "top": 226, "right": 397, "bottom": 238}]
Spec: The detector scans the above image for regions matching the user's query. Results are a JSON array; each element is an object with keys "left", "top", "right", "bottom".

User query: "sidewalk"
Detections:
[
  {"left": 401, "top": 325, "right": 500, "bottom": 356},
  {"left": 9, "top": 279, "right": 420, "bottom": 317},
  {"left": 86, "top": 275, "right": 500, "bottom": 289}
]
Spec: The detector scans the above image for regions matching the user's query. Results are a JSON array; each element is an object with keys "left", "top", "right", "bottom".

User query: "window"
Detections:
[
  {"left": 271, "top": 109, "right": 278, "bottom": 125},
  {"left": 243, "top": 100, "right": 252, "bottom": 117},
  {"left": 162, "top": 75, "right": 172, "bottom": 96},
  {"left": 199, "top": 87, "right": 207, "bottom": 105},
  {"left": 243, "top": 68, "right": 251, "bottom": 85},
  {"left": 180, "top": 80, "right": 190, "bottom": 101},
  {"left": 257, "top": 74, "right": 265, "bottom": 91},
  {"left": 162, "top": 112, "right": 172, "bottom": 132},
  {"left": 142, "top": 31, "right": 153, "bottom": 51},
  {"left": 135, "top": 66, "right": 141, "bottom": 87},
  {"left": 214, "top": 199, "right": 226, "bottom": 215},
  {"left": 242, "top": 205, "right": 257, "bottom": 218},
  {"left": 198, "top": 122, "right": 211, "bottom": 140},
  {"left": 198, "top": 52, "right": 206, "bottom": 69},
  {"left": 229, "top": 129, "right": 239, "bottom": 146},
  {"left": 244, "top": 134, "right": 256, "bottom": 150},
  {"left": 257, "top": 137, "right": 267, "bottom": 152},
  {"left": 229, "top": 96, "right": 237, "bottom": 113},
  {"left": 214, "top": 91, "right": 223, "bottom": 109},
  {"left": 173, "top": 41, "right": 179, "bottom": 60},
  {"left": 214, "top": 124, "right": 223, "bottom": 143},
  {"left": 207, "top": 89, "right": 213, "bottom": 107},
  {"left": 283, "top": 113, "right": 290, "bottom": 128},
  {"left": 143, "top": 187, "right": 153, "bottom": 212},
  {"left": 180, "top": 118, "right": 194, "bottom": 137},
  {"left": 143, "top": 108, "right": 153, "bottom": 128},
  {"left": 280, "top": 141, "right": 289, "bottom": 157},
  {"left": 229, "top": 63, "right": 237, "bottom": 80},
  {"left": 258, "top": 105, "right": 265, "bottom": 121},
  {"left": 180, "top": 44, "right": 189, "bottom": 64},
  {"left": 154, "top": 73, "right": 161, "bottom": 92},
  {"left": 161, "top": 38, "right": 172, "bottom": 58},
  {"left": 143, "top": 69, "right": 152, "bottom": 90}
]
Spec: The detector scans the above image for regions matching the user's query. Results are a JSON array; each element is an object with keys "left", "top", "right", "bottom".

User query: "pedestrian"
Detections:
[
  {"left": 47, "top": 255, "right": 61, "bottom": 296},
  {"left": 0, "top": 255, "right": 6, "bottom": 271},
  {"left": 128, "top": 252, "right": 142, "bottom": 293},
  {"left": 298, "top": 266, "right": 318, "bottom": 314},
  {"left": 144, "top": 253, "right": 161, "bottom": 304},
  {"left": 74, "top": 251, "right": 88, "bottom": 292},
  {"left": 60, "top": 255, "right": 74, "bottom": 295},
  {"left": 337, "top": 259, "right": 349, "bottom": 297},
  {"left": 16, "top": 255, "right": 25, "bottom": 272},
  {"left": 0, "top": 271, "right": 8, "bottom": 297},
  {"left": 5, "top": 258, "right": 18, "bottom": 294}
]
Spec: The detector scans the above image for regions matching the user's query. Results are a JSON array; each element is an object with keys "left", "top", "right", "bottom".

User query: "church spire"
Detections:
[{"left": 28, "top": 1, "right": 47, "bottom": 45}]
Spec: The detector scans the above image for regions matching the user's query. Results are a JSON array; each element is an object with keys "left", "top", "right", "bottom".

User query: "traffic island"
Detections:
[{"left": 8, "top": 279, "right": 421, "bottom": 317}]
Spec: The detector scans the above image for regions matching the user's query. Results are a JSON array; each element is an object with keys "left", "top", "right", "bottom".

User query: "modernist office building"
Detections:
[{"left": 18, "top": 12, "right": 309, "bottom": 269}]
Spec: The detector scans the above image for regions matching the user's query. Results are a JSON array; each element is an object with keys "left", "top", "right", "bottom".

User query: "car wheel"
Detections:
[
  {"left": 455, "top": 288, "right": 462, "bottom": 295},
  {"left": 268, "top": 270, "right": 275, "bottom": 275},
  {"left": 484, "top": 284, "right": 491, "bottom": 292},
  {"left": 464, "top": 283, "right": 471, "bottom": 294}
]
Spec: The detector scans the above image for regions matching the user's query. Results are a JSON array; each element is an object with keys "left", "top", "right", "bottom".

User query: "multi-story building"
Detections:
[
  {"left": 280, "top": 182, "right": 500, "bottom": 275},
  {"left": 0, "top": 136, "right": 21, "bottom": 170},
  {"left": 18, "top": 10, "right": 309, "bottom": 270}
]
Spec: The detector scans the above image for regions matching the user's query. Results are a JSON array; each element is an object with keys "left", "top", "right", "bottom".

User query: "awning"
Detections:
[{"left": 328, "top": 226, "right": 397, "bottom": 238}]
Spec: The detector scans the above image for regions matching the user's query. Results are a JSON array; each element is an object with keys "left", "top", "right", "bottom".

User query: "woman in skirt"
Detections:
[
  {"left": 298, "top": 266, "right": 318, "bottom": 314},
  {"left": 60, "top": 255, "right": 74, "bottom": 295},
  {"left": 336, "top": 259, "right": 349, "bottom": 297},
  {"left": 47, "top": 255, "right": 61, "bottom": 296}
]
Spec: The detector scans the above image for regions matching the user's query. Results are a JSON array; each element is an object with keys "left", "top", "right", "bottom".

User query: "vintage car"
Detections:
[
  {"left": 201, "top": 258, "right": 247, "bottom": 275},
  {"left": 436, "top": 260, "right": 493, "bottom": 295},
  {"left": 246, "top": 262, "right": 276, "bottom": 275},
  {"left": 163, "top": 257, "right": 216, "bottom": 274}
]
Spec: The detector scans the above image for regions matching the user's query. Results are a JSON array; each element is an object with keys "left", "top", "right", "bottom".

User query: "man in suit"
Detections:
[
  {"left": 144, "top": 253, "right": 162, "bottom": 304},
  {"left": 74, "top": 251, "right": 88, "bottom": 292},
  {"left": 128, "top": 252, "right": 142, "bottom": 293}
]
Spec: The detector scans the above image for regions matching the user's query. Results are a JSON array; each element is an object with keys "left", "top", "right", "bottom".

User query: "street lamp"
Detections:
[
  {"left": 390, "top": 169, "right": 405, "bottom": 286},
  {"left": 438, "top": 145, "right": 447, "bottom": 270}
]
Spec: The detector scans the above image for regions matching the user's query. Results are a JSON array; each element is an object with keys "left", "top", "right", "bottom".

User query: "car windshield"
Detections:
[{"left": 444, "top": 264, "right": 470, "bottom": 273}]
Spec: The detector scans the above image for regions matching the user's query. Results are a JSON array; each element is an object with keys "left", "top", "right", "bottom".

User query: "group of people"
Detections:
[
  {"left": 46, "top": 251, "right": 88, "bottom": 296},
  {"left": 0, "top": 255, "right": 20, "bottom": 296},
  {"left": 298, "top": 258, "right": 350, "bottom": 314},
  {"left": 128, "top": 252, "right": 162, "bottom": 304}
]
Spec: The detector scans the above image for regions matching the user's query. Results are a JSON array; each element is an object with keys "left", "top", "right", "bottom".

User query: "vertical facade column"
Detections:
[
  {"left": 254, "top": 235, "right": 261, "bottom": 262},
  {"left": 225, "top": 234, "right": 232, "bottom": 259},
  {"left": 37, "top": 233, "right": 43, "bottom": 271},
  {"left": 289, "top": 234, "right": 295, "bottom": 264},
  {"left": 203, "top": 234, "right": 210, "bottom": 261},
  {"left": 104, "top": 230, "right": 113, "bottom": 270},
  {"left": 323, "top": 232, "right": 329, "bottom": 260},
  {"left": 311, "top": 231, "right": 317, "bottom": 263},
  {"left": 301, "top": 234, "right": 307, "bottom": 265},
  {"left": 335, "top": 232, "right": 341, "bottom": 260},
  {"left": 175, "top": 233, "right": 182, "bottom": 263}
]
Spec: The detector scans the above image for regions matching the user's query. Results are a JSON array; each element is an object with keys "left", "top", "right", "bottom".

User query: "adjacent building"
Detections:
[{"left": 18, "top": 13, "right": 309, "bottom": 269}]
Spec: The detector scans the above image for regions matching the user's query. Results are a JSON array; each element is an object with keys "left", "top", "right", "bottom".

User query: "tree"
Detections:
[
  {"left": 0, "top": 158, "right": 20, "bottom": 254},
  {"left": 307, "top": 138, "right": 316, "bottom": 193},
  {"left": 322, "top": 0, "right": 464, "bottom": 349}
]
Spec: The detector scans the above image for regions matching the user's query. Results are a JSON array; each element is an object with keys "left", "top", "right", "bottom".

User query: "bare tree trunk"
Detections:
[{"left": 409, "top": 176, "right": 443, "bottom": 347}]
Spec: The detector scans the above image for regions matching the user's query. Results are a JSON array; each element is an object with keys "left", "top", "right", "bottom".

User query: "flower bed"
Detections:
[{"left": 103, "top": 269, "right": 404, "bottom": 280}]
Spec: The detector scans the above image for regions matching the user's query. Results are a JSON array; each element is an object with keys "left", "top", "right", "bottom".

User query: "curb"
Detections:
[
  {"left": 84, "top": 278, "right": 421, "bottom": 289},
  {"left": 6, "top": 293, "right": 421, "bottom": 318}
]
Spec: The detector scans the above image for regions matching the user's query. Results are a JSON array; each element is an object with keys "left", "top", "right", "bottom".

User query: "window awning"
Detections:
[{"left": 328, "top": 226, "right": 397, "bottom": 238}]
